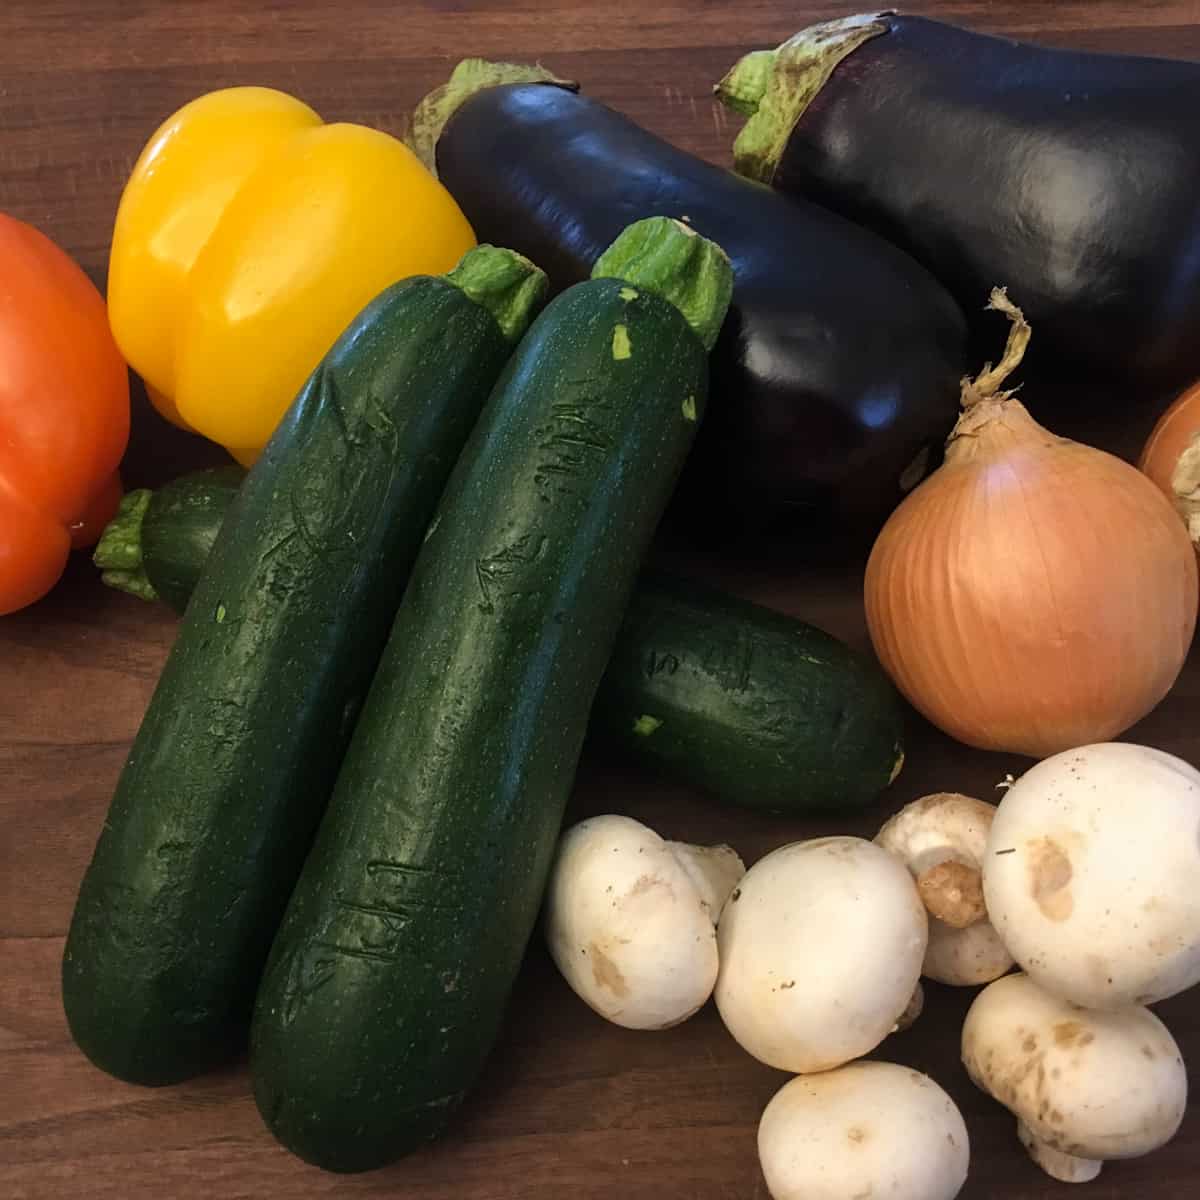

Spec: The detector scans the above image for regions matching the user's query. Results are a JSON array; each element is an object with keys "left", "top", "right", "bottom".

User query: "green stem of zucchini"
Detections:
[
  {"left": 714, "top": 12, "right": 891, "bottom": 183},
  {"left": 407, "top": 58, "right": 578, "bottom": 175},
  {"left": 446, "top": 245, "right": 548, "bottom": 344},
  {"left": 592, "top": 217, "right": 733, "bottom": 353},
  {"left": 92, "top": 488, "right": 159, "bottom": 602}
]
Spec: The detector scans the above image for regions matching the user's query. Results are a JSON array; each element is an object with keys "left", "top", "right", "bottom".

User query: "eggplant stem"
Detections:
[
  {"left": 961, "top": 287, "right": 1032, "bottom": 407},
  {"left": 715, "top": 13, "right": 891, "bottom": 184},
  {"left": 407, "top": 59, "right": 577, "bottom": 176}
]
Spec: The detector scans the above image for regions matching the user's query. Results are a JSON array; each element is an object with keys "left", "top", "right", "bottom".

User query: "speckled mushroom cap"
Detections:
[
  {"left": 961, "top": 973, "right": 1186, "bottom": 1183},
  {"left": 544, "top": 814, "right": 744, "bottom": 1030},
  {"left": 983, "top": 743, "right": 1200, "bottom": 1008},
  {"left": 715, "top": 836, "right": 927, "bottom": 1072},
  {"left": 757, "top": 1061, "right": 969, "bottom": 1200}
]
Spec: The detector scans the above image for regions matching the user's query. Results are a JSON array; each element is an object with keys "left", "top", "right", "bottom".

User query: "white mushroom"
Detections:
[
  {"left": 876, "top": 792, "right": 1015, "bottom": 986},
  {"left": 894, "top": 980, "right": 925, "bottom": 1032},
  {"left": 983, "top": 742, "right": 1200, "bottom": 1008},
  {"left": 961, "top": 973, "right": 1187, "bottom": 1183},
  {"left": 714, "top": 837, "right": 928, "bottom": 1073},
  {"left": 757, "top": 1062, "right": 969, "bottom": 1200},
  {"left": 543, "top": 814, "right": 745, "bottom": 1030}
]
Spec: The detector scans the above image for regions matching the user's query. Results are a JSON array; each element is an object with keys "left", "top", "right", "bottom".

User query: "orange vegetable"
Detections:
[
  {"left": 0, "top": 214, "right": 130, "bottom": 615},
  {"left": 865, "top": 291, "right": 1197, "bottom": 757},
  {"left": 1139, "top": 381, "right": 1200, "bottom": 552}
]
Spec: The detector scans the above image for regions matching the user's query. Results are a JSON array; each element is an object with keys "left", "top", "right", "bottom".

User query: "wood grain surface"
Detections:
[{"left": 3, "top": 3, "right": 1199, "bottom": 1197}]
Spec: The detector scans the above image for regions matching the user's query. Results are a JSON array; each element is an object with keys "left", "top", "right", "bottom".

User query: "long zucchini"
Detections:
[
  {"left": 62, "top": 247, "right": 546, "bottom": 1086},
  {"left": 249, "top": 217, "right": 733, "bottom": 1171}
]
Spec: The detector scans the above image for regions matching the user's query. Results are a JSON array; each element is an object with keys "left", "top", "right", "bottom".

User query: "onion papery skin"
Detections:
[
  {"left": 866, "top": 405, "right": 1198, "bottom": 758},
  {"left": 1139, "top": 381, "right": 1200, "bottom": 551}
]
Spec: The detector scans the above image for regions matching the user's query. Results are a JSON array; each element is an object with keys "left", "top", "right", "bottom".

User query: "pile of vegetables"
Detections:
[{"left": 2, "top": 10, "right": 1195, "bottom": 1196}]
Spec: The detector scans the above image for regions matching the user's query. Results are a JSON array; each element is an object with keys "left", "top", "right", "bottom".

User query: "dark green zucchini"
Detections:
[
  {"left": 249, "top": 217, "right": 732, "bottom": 1172},
  {"left": 62, "top": 246, "right": 546, "bottom": 1086},
  {"left": 595, "top": 572, "right": 903, "bottom": 811},
  {"left": 97, "top": 487, "right": 904, "bottom": 815}
]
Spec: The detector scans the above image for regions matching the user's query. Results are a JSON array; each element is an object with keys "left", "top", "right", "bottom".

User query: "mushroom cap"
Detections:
[
  {"left": 962, "top": 973, "right": 1187, "bottom": 1164},
  {"left": 757, "top": 1062, "right": 969, "bottom": 1200},
  {"left": 544, "top": 815, "right": 737, "bottom": 1030},
  {"left": 715, "top": 837, "right": 928, "bottom": 1072},
  {"left": 983, "top": 742, "right": 1200, "bottom": 1007},
  {"left": 877, "top": 793, "right": 1014, "bottom": 986}
]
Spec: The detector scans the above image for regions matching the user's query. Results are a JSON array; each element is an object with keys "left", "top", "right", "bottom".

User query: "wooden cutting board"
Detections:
[{"left": 3, "top": 3, "right": 1199, "bottom": 1197}]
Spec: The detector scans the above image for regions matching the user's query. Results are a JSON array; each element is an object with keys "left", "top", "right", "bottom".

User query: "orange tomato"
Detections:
[{"left": 0, "top": 214, "right": 130, "bottom": 615}]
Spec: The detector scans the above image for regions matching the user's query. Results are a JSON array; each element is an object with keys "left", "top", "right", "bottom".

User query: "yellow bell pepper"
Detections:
[{"left": 107, "top": 87, "right": 476, "bottom": 464}]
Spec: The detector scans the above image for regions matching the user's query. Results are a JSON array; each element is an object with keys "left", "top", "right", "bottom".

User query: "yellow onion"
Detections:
[
  {"left": 865, "top": 290, "right": 1198, "bottom": 758},
  {"left": 1139, "top": 381, "right": 1200, "bottom": 552}
]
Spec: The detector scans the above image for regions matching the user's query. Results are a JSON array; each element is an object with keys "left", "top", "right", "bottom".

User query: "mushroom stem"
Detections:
[
  {"left": 666, "top": 841, "right": 745, "bottom": 921},
  {"left": 916, "top": 858, "right": 986, "bottom": 928},
  {"left": 894, "top": 982, "right": 924, "bottom": 1032},
  {"left": 1017, "top": 1120, "right": 1102, "bottom": 1183}
]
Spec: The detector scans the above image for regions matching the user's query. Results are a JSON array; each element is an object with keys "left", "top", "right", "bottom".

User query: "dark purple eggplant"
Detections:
[
  {"left": 410, "top": 61, "right": 966, "bottom": 536},
  {"left": 717, "top": 13, "right": 1200, "bottom": 393}
]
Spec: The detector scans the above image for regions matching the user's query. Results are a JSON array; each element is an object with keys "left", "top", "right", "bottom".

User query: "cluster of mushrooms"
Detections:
[{"left": 543, "top": 742, "right": 1200, "bottom": 1198}]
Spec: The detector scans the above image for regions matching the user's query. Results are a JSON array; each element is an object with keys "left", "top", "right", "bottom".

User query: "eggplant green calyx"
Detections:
[
  {"left": 715, "top": 13, "right": 891, "bottom": 183},
  {"left": 408, "top": 58, "right": 578, "bottom": 175}
]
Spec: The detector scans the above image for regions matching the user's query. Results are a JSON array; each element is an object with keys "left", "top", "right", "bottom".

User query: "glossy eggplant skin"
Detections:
[
  {"left": 436, "top": 83, "right": 966, "bottom": 535},
  {"left": 764, "top": 15, "right": 1200, "bottom": 391}
]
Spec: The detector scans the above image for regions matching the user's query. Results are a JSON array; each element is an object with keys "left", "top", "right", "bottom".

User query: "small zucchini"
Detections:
[{"left": 595, "top": 571, "right": 904, "bottom": 811}]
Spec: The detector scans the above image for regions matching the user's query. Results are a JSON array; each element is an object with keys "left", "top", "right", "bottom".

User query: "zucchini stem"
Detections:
[
  {"left": 592, "top": 217, "right": 734, "bottom": 353},
  {"left": 93, "top": 488, "right": 160, "bottom": 602},
  {"left": 446, "top": 245, "right": 548, "bottom": 345}
]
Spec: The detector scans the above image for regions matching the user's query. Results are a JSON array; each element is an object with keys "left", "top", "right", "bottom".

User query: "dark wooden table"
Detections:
[{"left": 4, "top": 3, "right": 1199, "bottom": 1197}]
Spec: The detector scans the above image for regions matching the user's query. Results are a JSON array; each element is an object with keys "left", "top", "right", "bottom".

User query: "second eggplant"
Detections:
[
  {"left": 410, "top": 60, "right": 967, "bottom": 537},
  {"left": 717, "top": 13, "right": 1200, "bottom": 394}
]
